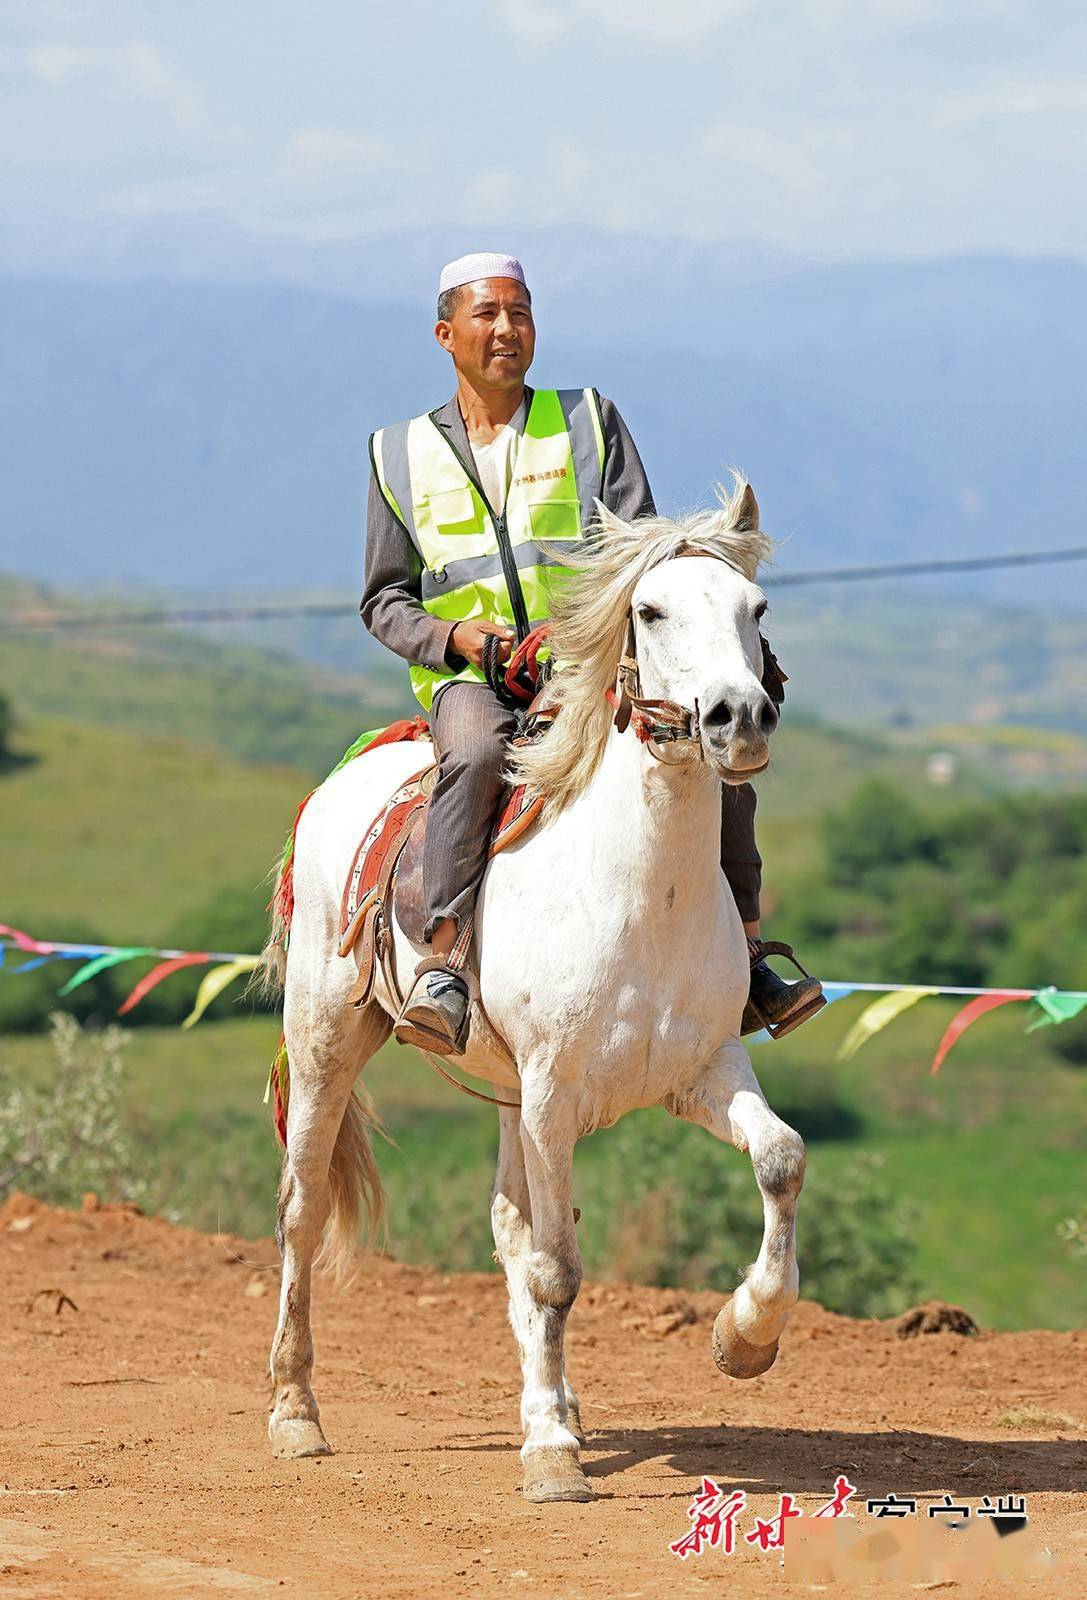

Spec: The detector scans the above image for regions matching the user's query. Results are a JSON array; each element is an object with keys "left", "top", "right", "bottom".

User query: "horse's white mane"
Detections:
[{"left": 508, "top": 473, "right": 772, "bottom": 819}]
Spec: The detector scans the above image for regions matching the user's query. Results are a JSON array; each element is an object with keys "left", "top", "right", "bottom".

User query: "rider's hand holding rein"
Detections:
[{"left": 451, "top": 619, "right": 515, "bottom": 668}]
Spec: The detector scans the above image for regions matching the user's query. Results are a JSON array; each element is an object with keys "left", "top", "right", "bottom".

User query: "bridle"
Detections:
[{"left": 605, "top": 613, "right": 705, "bottom": 760}]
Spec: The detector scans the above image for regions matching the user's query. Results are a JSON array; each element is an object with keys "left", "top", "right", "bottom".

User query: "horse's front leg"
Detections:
[
  {"left": 672, "top": 1038, "right": 806, "bottom": 1378},
  {"left": 490, "top": 1108, "right": 584, "bottom": 1446},
  {"left": 516, "top": 1077, "right": 591, "bottom": 1503}
]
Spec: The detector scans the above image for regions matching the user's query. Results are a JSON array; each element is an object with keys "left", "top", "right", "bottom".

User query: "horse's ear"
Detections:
[
  {"left": 733, "top": 484, "right": 760, "bottom": 532},
  {"left": 593, "top": 498, "right": 633, "bottom": 540}
]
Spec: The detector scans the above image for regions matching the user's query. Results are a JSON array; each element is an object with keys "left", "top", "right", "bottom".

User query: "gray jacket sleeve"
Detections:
[
  {"left": 359, "top": 444, "right": 462, "bottom": 673},
  {"left": 598, "top": 394, "right": 656, "bottom": 520}
]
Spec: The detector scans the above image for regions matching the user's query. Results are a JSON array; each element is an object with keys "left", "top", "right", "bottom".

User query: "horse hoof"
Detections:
[
  {"left": 712, "top": 1302, "right": 780, "bottom": 1379},
  {"left": 522, "top": 1447, "right": 593, "bottom": 1503},
  {"left": 269, "top": 1416, "right": 332, "bottom": 1458}
]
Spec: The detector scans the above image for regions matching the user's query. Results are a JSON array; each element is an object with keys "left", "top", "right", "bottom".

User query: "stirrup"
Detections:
[
  {"left": 744, "top": 939, "right": 827, "bottom": 1041},
  {"left": 393, "top": 956, "right": 474, "bottom": 1057}
]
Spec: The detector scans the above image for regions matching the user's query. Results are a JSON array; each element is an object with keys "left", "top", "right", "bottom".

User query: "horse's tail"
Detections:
[
  {"left": 259, "top": 918, "right": 287, "bottom": 999},
  {"left": 257, "top": 841, "right": 295, "bottom": 1000},
  {"left": 313, "top": 1085, "right": 387, "bottom": 1284}
]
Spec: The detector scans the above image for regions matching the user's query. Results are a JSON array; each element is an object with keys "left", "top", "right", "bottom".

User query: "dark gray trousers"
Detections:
[{"left": 423, "top": 681, "right": 762, "bottom": 939}]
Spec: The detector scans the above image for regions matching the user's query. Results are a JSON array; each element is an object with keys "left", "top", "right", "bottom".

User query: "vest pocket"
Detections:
[
  {"left": 526, "top": 495, "right": 581, "bottom": 543},
  {"left": 424, "top": 486, "right": 479, "bottom": 538}
]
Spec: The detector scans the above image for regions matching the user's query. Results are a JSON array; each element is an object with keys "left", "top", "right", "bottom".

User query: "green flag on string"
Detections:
[
  {"left": 1026, "top": 988, "right": 1087, "bottom": 1032},
  {"left": 58, "top": 948, "right": 154, "bottom": 995}
]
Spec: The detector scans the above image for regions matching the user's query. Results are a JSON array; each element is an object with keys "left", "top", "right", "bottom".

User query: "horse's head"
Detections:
[
  {"left": 624, "top": 485, "right": 777, "bottom": 783},
  {"left": 510, "top": 477, "right": 776, "bottom": 816}
]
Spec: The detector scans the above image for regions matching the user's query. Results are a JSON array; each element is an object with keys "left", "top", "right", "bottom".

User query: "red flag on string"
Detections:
[
  {"left": 117, "top": 952, "right": 210, "bottom": 1015},
  {"left": 930, "top": 991, "right": 1033, "bottom": 1075},
  {"left": 0, "top": 922, "right": 53, "bottom": 953}
]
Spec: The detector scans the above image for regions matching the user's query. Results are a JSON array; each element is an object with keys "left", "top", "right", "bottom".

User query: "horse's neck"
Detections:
[{"left": 564, "top": 728, "right": 724, "bottom": 911}]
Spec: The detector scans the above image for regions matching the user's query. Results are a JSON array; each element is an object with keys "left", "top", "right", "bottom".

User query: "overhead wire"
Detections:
[{"left": 2, "top": 544, "right": 1086, "bottom": 631}]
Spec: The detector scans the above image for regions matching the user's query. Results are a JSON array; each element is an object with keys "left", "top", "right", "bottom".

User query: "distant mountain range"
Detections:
[{"left": 0, "top": 224, "right": 1084, "bottom": 609}]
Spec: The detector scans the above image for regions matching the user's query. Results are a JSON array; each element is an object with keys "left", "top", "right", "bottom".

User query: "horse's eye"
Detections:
[
  {"left": 753, "top": 600, "right": 768, "bottom": 622},
  {"left": 636, "top": 604, "right": 663, "bottom": 626}
]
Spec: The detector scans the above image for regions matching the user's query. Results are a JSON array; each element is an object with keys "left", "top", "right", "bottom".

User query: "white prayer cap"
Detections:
[{"left": 438, "top": 252, "right": 527, "bottom": 296}]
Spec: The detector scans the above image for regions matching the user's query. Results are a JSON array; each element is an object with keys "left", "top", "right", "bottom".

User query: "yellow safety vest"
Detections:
[{"left": 370, "top": 386, "right": 606, "bottom": 709}]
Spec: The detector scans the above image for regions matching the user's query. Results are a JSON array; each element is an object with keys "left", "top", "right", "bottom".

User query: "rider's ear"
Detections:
[
  {"left": 593, "top": 498, "right": 633, "bottom": 540},
  {"left": 733, "top": 484, "right": 760, "bottom": 532}
]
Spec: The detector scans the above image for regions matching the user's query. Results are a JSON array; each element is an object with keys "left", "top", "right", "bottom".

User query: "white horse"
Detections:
[{"left": 262, "top": 479, "right": 806, "bottom": 1503}]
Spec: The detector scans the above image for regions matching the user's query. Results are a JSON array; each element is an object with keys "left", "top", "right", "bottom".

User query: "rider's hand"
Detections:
[{"left": 450, "top": 619, "right": 515, "bottom": 670}]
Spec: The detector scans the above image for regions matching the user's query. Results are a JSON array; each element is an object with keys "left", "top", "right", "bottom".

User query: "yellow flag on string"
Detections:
[
  {"left": 837, "top": 987, "right": 938, "bottom": 1060},
  {"left": 181, "top": 956, "right": 261, "bottom": 1030}
]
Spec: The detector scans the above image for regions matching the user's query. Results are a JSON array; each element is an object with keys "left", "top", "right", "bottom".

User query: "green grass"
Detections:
[
  {"left": 2, "top": 994, "right": 1083, "bottom": 1330},
  {"left": 0, "top": 716, "right": 308, "bottom": 943},
  {"left": 0, "top": 616, "right": 1083, "bottom": 1330}
]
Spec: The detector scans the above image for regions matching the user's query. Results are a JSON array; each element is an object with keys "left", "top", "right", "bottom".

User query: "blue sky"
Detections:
[{"left": 1, "top": 0, "right": 1085, "bottom": 260}]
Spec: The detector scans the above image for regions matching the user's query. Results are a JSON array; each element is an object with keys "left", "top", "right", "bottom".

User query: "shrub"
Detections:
[
  {"left": 0, "top": 1013, "right": 149, "bottom": 1208},
  {"left": 576, "top": 1112, "right": 920, "bottom": 1320}
]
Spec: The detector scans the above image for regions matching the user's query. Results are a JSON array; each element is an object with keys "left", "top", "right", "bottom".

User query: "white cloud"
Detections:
[
  {"left": 494, "top": 1, "right": 571, "bottom": 46},
  {"left": 931, "top": 80, "right": 1087, "bottom": 130},
  {"left": 275, "top": 128, "right": 400, "bottom": 189},
  {"left": 107, "top": 174, "right": 224, "bottom": 217},
  {"left": 465, "top": 167, "right": 519, "bottom": 219},
  {"left": 24, "top": 41, "right": 210, "bottom": 136},
  {"left": 496, "top": 0, "right": 752, "bottom": 49},
  {"left": 699, "top": 122, "right": 828, "bottom": 204}
]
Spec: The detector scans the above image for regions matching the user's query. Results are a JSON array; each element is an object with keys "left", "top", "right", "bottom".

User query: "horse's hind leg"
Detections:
[
  {"left": 490, "top": 1108, "right": 583, "bottom": 1449},
  {"left": 672, "top": 1038, "right": 806, "bottom": 1379},
  {"left": 269, "top": 994, "right": 390, "bottom": 1458}
]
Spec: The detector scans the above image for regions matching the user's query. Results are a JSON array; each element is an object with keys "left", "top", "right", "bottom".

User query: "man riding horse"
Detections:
[{"left": 360, "top": 251, "right": 825, "bottom": 1056}]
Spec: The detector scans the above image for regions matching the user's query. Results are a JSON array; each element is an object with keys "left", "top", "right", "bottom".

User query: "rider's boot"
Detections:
[
  {"left": 395, "top": 964, "right": 471, "bottom": 1057},
  {"left": 741, "top": 937, "right": 826, "bottom": 1040}
]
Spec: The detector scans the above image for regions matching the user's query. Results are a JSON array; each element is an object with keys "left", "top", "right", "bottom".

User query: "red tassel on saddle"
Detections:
[{"left": 269, "top": 717, "right": 431, "bottom": 939}]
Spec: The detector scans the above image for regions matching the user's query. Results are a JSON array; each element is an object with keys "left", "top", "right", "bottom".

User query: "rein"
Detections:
[{"left": 606, "top": 615, "right": 704, "bottom": 758}]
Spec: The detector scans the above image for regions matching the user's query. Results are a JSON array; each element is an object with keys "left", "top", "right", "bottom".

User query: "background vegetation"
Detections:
[{"left": 1, "top": 593, "right": 1084, "bottom": 1329}]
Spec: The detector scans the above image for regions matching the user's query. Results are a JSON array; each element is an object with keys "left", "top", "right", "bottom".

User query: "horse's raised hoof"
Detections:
[
  {"left": 712, "top": 1301, "right": 780, "bottom": 1379},
  {"left": 522, "top": 1447, "right": 593, "bottom": 1503},
  {"left": 269, "top": 1416, "right": 332, "bottom": 1458}
]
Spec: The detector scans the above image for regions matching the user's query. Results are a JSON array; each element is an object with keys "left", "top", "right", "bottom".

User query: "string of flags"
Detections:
[
  {"left": 0, "top": 923, "right": 259, "bottom": 1031},
  {"left": 2, "top": 922, "right": 1085, "bottom": 1075}
]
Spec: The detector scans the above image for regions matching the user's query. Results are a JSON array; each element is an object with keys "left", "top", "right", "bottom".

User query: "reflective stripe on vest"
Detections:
[{"left": 371, "top": 386, "right": 606, "bottom": 710}]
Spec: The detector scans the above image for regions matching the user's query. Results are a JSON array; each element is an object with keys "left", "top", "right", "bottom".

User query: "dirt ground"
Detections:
[{"left": 1, "top": 1193, "right": 1084, "bottom": 1599}]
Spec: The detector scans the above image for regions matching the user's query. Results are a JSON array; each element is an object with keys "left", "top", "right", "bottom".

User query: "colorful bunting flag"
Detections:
[
  {"left": 838, "top": 987, "right": 938, "bottom": 1060},
  {"left": 2, "top": 928, "right": 1085, "bottom": 1082},
  {"left": 929, "top": 991, "right": 1034, "bottom": 1075},
  {"left": 181, "top": 956, "right": 261, "bottom": 1030},
  {"left": 7, "top": 953, "right": 63, "bottom": 975},
  {"left": 117, "top": 953, "right": 211, "bottom": 1016},
  {"left": 0, "top": 923, "right": 52, "bottom": 952},
  {"left": 1027, "top": 987, "right": 1087, "bottom": 1032},
  {"left": 58, "top": 947, "right": 155, "bottom": 995}
]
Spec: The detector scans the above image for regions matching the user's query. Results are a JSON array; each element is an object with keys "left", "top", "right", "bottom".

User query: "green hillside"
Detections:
[
  {"left": 0, "top": 574, "right": 411, "bottom": 777},
  {"left": 0, "top": 623, "right": 1084, "bottom": 1332},
  {"left": 0, "top": 715, "right": 306, "bottom": 943}
]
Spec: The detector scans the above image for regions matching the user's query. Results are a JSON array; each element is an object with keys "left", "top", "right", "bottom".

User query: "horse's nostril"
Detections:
[
  {"left": 757, "top": 696, "right": 779, "bottom": 734},
  {"left": 702, "top": 698, "right": 733, "bottom": 733}
]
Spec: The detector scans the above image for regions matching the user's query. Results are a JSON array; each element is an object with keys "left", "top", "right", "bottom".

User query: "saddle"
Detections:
[
  {"left": 337, "top": 763, "right": 543, "bottom": 1011},
  {"left": 337, "top": 626, "right": 556, "bottom": 1013}
]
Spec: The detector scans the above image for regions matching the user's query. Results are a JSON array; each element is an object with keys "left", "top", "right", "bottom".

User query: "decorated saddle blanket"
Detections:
[
  {"left": 269, "top": 710, "right": 544, "bottom": 1014},
  {"left": 338, "top": 764, "right": 543, "bottom": 967}
]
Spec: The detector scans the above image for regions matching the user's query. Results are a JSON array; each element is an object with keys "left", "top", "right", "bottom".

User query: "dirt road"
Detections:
[{"left": 2, "top": 1193, "right": 1084, "bottom": 1597}]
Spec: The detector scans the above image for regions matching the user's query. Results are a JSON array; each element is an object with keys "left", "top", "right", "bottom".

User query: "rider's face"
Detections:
[{"left": 436, "top": 277, "right": 536, "bottom": 395}]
